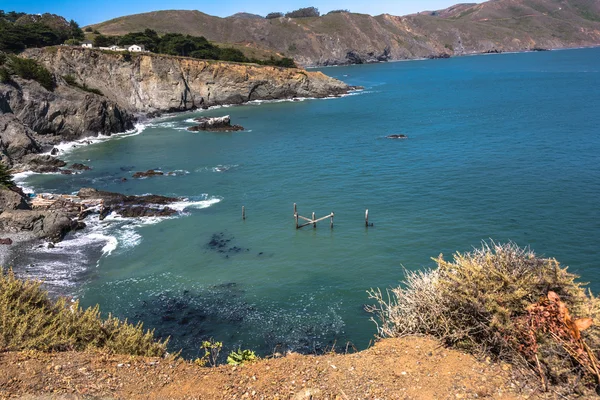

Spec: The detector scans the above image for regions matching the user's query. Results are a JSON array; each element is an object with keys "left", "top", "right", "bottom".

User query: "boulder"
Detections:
[
  {"left": 0, "top": 187, "right": 31, "bottom": 213},
  {"left": 70, "top": 163, "right": 92, "bottom": 170},
  {"left": 0, "top": 210, "right": 84, "bottom": 242},
  {"left": 0, "top": 238, "right": 13, "bottom": 245},
  {"left": 17, "top": 154, "right": 67, "bottom": 173}
]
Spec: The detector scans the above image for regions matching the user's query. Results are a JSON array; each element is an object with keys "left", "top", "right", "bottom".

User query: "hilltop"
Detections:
[{"left": 89, "top": 0, "right": 600, "bottom": 66}]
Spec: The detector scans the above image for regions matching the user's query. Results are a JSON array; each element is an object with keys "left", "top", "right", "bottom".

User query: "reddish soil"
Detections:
[{"left": 0, "top": 337, "right": 543, "bottom": 399}]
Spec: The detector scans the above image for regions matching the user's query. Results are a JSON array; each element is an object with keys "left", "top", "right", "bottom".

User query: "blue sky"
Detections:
[{"left": 2, "top": 1, "right": 480, "bottom": 26}]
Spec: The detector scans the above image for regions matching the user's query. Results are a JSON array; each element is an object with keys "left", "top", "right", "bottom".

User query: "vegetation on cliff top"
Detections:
[
  {"left": 368, "top": 242, "right": 600, "bottom": 395},
  {"left": 0, "top": 11, "right": 83, "bottom": 53},
  {"left": 0, "top": 268, "right": 168, "bottom": 356},
  {"left": 0, "top": 53, "right": 54, "bottom": 91},
  {"left": 92, "top": 29, "right": 296, "bottom": 67}
]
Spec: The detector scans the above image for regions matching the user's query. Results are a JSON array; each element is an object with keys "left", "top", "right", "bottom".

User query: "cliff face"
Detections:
[
  {"left": 0, "top": 77, "right": 134, "bottom": 167},
  {"left": 25, "top": 48, "right": 351, "bottom": 113},
  {"left": 90, "top": 0, "right": 600, "bottom": 66}
]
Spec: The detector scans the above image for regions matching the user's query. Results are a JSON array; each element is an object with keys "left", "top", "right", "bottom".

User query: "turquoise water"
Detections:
[{"left": 16, "top": 48, "right": 600, "bottom": 358}]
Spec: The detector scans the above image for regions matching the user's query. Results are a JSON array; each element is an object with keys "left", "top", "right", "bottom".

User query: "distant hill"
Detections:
[{"left": 89, "top": 0, "right": 600, "bottom": 66}]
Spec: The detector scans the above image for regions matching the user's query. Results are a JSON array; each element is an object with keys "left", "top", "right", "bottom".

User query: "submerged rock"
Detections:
[
  {"left": 387, "top": 134, "right": 408, "bottom": 139},
  {"left": 188, "top": 116, "right": 244, "bottom": 132}
]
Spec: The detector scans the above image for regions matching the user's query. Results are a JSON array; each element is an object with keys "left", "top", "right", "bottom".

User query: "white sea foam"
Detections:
[{"left": 46, "top": 123, "right": 147, "bottom": 158}]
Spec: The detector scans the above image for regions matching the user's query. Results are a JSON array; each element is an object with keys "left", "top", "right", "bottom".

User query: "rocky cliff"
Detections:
[
  {"left": 0, "top": 76, "right": 134, "bottom": 167},
  {"left": 90, "top": 0, "right": 600, "bottom": 66},
  {"left": 25, "top": 47, "right": 351, "bottom": 114}
]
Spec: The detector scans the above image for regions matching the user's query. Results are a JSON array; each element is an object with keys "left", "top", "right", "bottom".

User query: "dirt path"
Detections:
[{"left": 0, "top": 337, "right": 538, "bottom": 399}]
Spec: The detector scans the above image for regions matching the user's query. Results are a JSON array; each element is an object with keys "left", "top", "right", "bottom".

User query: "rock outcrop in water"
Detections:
[
  {"left": 188, "top": 116, "right": 244, "bottom": 132},
  {"left": 24, "top": 48, "right": 352, "bottom": 114}
]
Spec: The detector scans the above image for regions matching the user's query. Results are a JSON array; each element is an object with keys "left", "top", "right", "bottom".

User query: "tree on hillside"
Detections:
[
  {"left": 93, "top": 34, "right": 116, "bottom": 47},
  {"left": 68, "top": 19, "right": 84, "bottom": 40},
  {"left": 265, "top": 12, "right": 283, "bottom": 19},
  {"left": 285, "top": 7, "right": 320, "bottom": 18}
]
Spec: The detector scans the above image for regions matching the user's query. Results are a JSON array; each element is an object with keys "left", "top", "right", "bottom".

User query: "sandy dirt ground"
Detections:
[{"left": 0, "top": 336, "right": 548, "bottom": 399}]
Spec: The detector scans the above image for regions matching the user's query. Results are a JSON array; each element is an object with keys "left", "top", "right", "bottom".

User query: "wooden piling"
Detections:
[
  {"left": 295, "top": 212, "right": 299, "bottom": 229},
  {"left": 365, "top": 209, "right": 369, "bottom": 227},
  {"left": 242, "top": 206, "right": 246, "bottom": 220},
  {"left": 293, "top": 203, "right": 297, "bottom": 216},
  {"left": 312, "top": 212, "right": 316, "bottom": 228},
  {"left": 330, "top": 212, "right": 334, "bottom": 229}
]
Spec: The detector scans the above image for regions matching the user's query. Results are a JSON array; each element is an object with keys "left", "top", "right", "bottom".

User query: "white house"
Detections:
[
  {"left": 81, "top": 41, "right": 93, "bottom": 48},
  {"left": 128, "top": 44, "right": 146, "bottom": 52},
  {"left": 108, "top": 45, "right": 125, "bottom": 51}
]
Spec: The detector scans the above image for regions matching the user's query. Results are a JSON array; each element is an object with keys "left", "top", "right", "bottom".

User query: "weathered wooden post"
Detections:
[
  {"left": 295, "top": 212, "right": 299, "bottom": 229},
  {"left": 365, "top": 209, "right": 369, "bottom": 227},
  {"left": 242, "top": 206, "right": 246, "bottom": 220},
  {"left": 312, "top": 212, "right": 316, "bottom": 228},
  {"left": 330, "top": 212, "right": 334, "bottom": 229},
  {"left": 293, "top": 203, "right": 297, "bottom": 215}
]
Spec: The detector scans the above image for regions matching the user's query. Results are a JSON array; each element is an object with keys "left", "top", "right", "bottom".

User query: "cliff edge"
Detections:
[{"left": 25, "top": 47, "right": 352, "bottom": 114}]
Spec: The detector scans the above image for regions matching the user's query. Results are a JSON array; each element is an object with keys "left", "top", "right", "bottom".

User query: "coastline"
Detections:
[
  {"left": 304, "top": 44, "right": 600, "bottom": 68},
  {"left": 6, "top": 89, "right": 364, "bottom": 288}
]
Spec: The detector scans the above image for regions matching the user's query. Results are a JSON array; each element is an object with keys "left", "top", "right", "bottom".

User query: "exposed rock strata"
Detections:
[{"left": 24, "top": 48, "right": 352, "bottom": 114}]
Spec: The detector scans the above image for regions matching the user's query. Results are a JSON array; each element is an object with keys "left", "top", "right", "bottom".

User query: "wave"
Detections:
[
  {"left": 195, "top": 165, "right": 239, "bottom": 173},
  {"left": 17, "top": 195, "right": 222, "bottom": 292},
  {"left": 46, "top": 123, "right": 147, "bottom": 158}
]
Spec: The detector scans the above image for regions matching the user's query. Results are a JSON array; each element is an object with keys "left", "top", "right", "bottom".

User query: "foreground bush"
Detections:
[
  {"left": 0, "top": 268, "right": 168, "bottom": 356},
  {"left": 367, "top": 242, "right": 600, "bottom": 393}
]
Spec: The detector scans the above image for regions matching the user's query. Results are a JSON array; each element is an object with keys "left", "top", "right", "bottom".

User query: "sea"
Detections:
[{"left": 12, "top": 47, "right": 600, "bottom": 359}]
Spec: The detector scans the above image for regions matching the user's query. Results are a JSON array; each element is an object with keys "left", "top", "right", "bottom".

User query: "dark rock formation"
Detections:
[
  {"left": 70, "top": 163, "right": 92, "bottom": 170},
  {"left": 132, "top": 169, "right": 164, "bottom": 178},
  {"left": 18, "top": 154, "right": 67, "bottom": 173},
  {"left": 427, "top": 53, "right": 451, "bottom": 59},
  {"left": 0, "top": 75, "right": 135, "bottom": 167},
  {"left": 0, "top": 187, "right": 31, "bottom": 213},
  {"left": 0, "top": 238, "right": 13, "bottom": 245},
  {"left": 188, "top": 116, "right": 244, "bottom": 132},
  {"left": 0, "top": 210, "right": 85, "bottom": 242},
  {"left": 77, "top": 188, "right": 180, "bottom": 220},
  {"left": 387, "top": 134, "right": 408, "bottom": 139}
]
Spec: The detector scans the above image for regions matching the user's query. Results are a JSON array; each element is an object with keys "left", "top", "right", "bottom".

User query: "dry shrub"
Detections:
[
  {"left": 367, "top": 242, "right": 600, "bottom": 393},
  {"left": 0, "top": 268, "right": 168, "bottom": 357}
]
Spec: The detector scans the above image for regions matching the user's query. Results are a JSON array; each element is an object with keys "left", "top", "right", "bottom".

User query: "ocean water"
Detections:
[{"left": 14, "top": 47, "right": 600, "bottom": 358}]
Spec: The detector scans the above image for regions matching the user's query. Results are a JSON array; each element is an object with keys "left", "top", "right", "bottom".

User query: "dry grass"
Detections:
[
  {"left": 367, "top": 242, "right": 600, "bottom": 395},
  {"left": 0, "top": 268, "right": 168, "bottom": 357}
]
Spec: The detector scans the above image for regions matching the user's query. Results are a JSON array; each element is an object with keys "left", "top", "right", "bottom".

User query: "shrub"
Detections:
[
  {"left": 367, "top": 242, "right": 600, "bottom": 394},
  {"left": 227, "top": 349, "right": 258, "bottom": 366},
  {"left": 84, "top": 27, "right": 93, "bottom": 32},
  {"left": 327, "top": 9, "right": 349, "bottom": 14},
  {"left": 0, "top": 52, "right": 6, "bottom": 65},
  {"left": 265, "top": 12, "right": 283, "bottom": 19},
  {"left": 285, "top": 7, "right": 320, "bottom": 18},
  {"left": 8, "top": 56, "right": 54, "bottom": 91},
  {"left": 0, "top": 268, "right": 168, "bottom": 356},
  {"left": 194, "top": 339, "right": 222, "bottom": 367},
  {"left": 0, "top": 67, "right": 9, "bottom": 84},
  {"left": 0, "top": 163, "right": 14, "bottom": 187},
  {"left": 62, "top": 74, "right": 103, "bottom": 96}
]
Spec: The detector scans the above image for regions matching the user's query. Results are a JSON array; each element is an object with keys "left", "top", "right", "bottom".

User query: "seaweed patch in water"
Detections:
[{"left": 206, "top": 232, "right": 251, "bottom": 257}]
